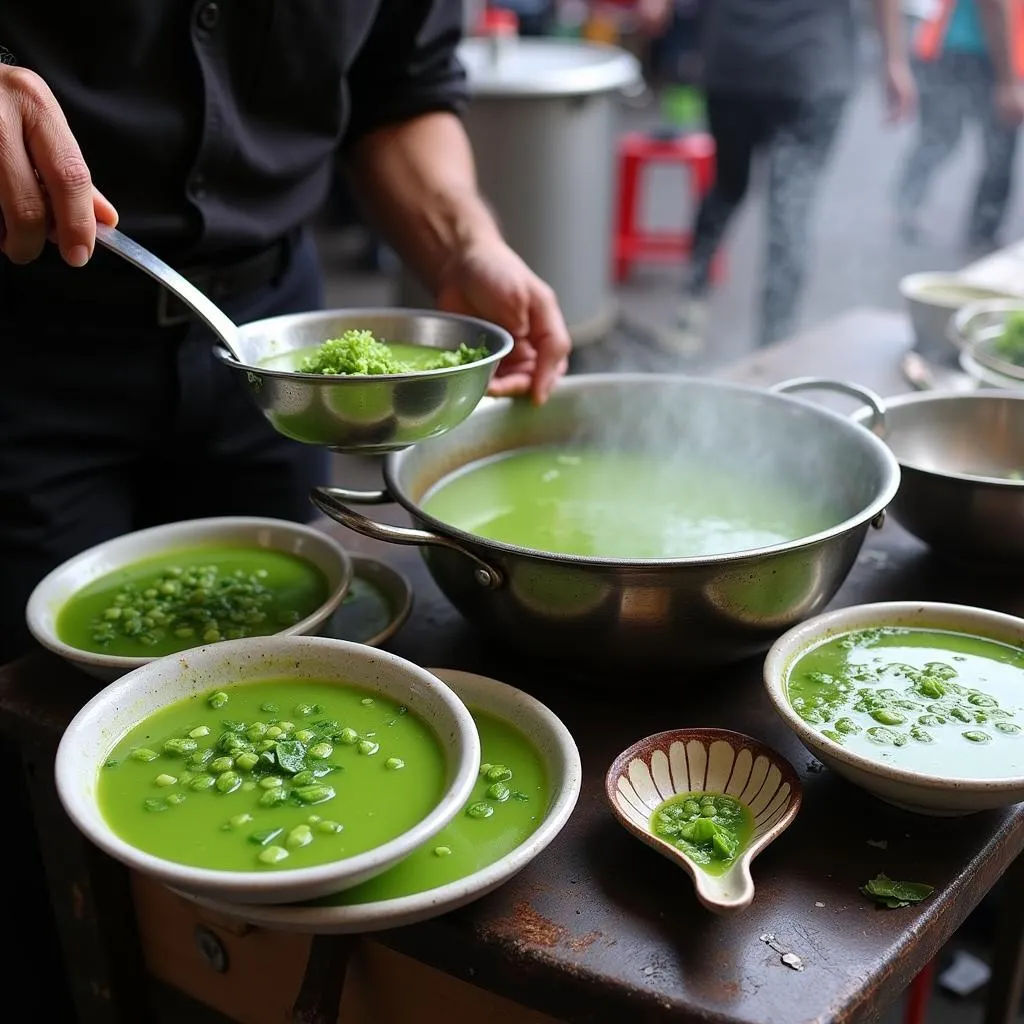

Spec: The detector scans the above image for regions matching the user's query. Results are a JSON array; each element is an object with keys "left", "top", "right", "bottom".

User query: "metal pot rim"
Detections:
[
  {"left": 852, "top": 388, "right": 1024, "bottom": 488},
  {"left": 381, "top": 372, "right": 903, "bottom": 569}
]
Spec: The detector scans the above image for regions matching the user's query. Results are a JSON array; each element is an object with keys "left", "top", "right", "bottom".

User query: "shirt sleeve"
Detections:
[{"left": 343, "top": 0, "right": 469, "bottom": 147}]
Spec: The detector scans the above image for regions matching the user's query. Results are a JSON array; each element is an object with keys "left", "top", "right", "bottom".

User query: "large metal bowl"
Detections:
[
  {"left": 214, "top": 309, "right": 514, "bottom": 454},
  {"left": 312, "top": 374, "right": 901, "bottom": 673},
  {"left": 853, "top": 390, "right": 1024, "bottom": 565}
]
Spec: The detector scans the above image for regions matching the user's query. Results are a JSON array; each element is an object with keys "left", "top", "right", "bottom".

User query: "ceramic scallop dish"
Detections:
[{"left": 606, "top": 728, "right": 802, "bottom": 914}]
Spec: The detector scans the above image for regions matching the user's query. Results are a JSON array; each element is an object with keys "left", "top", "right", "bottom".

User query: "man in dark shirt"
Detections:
[{"left": 0, "top": 3, "right": 569, "bottom": 1013}]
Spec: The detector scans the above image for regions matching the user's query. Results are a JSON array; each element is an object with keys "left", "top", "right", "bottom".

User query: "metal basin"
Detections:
[
  {"left": 214, "top": 309, "right": 514, "bottom": 454},
  {"left": 313, "top": 374, "right": 900, "bottom": 672},
  {"left": 853, "top": 390, "right": 1024, "bottom": 565}
]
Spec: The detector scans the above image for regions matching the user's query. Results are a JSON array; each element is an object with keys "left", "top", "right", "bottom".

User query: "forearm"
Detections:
[
  {"left": 977, "top": 0, "right": 1015, "bottom": 86},
  {"left": 343, "top": 111, "right": 501, "bottom": 294},
  {"left": 872, "top": 0, "right": 906, "bottom": 68}
]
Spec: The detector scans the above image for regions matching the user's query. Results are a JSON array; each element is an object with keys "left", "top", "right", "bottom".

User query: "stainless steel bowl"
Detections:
[
  {"left": 214, "top": 308, "right": 514, "bottom": 454},
  {"left": 853, "top": 390, "right": 1024, "bottom": 565},
  {"left": 312, "top": 374, "right": 900, "bottom": 673}
]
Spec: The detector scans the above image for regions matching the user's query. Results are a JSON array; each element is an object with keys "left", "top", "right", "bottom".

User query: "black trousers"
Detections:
[
  {"left": 896, "top": 49, "right": 1019, "bottom": 247},
  {"left": 686, "top": 91, "right": 847, "bottom": 347},
  {"left": 0, "top": 229, "right": 330, "bottom": 1017}
]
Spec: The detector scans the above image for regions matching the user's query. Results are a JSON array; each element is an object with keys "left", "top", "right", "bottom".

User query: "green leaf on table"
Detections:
[{"left": 861, "top": 872, "right": 934, "bottom": 909}]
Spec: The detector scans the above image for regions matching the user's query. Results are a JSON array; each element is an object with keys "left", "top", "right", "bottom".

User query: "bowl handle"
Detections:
[
  {"left": 769, "top": 377, "right": 887, "bottom": 436},
  {"left": 310, "top": 487, "right": 504, "bottom": 590}
]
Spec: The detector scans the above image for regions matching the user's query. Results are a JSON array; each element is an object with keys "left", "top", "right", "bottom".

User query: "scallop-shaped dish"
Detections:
[{"left": 606, "top": 728, "right": 802, "bottom": 914}]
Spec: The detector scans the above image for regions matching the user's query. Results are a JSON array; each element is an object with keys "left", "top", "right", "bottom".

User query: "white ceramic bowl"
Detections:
[
  {"left": 899, "top": 273, "right": 1009, "bottom": 364},
  {"left": 175, "top": 667, "right": 582, "bottom": 933},
  {"left": 27, "top": 517, "right": 354, "bottom": 682},
  {"left": 764, "top": 601, "right": 1024, "bottom": 816},
  {"left": 55, "top": 636, "right": 481, "bottom": 905}
]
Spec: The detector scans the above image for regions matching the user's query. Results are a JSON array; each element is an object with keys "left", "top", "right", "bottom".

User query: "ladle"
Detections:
[
  {"left": 95, "top": 223, "right": 243, "bottom": 361},
  {"left": 605, "top": 728, "right": 802, "bottom": 914}
]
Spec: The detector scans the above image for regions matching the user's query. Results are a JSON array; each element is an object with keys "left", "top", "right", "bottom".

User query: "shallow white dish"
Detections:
[
  {"left": 27, "top": 517, "right": 353, "bottom": 682},
  {"left": 764, "top": 601, "right": 1024, "bottom": 816},
  {"left": 55, "top": 637, "right": 481, "bottom": 905},
  {"left": 175, "top": 667, "right": 582, "bottom": 933}
]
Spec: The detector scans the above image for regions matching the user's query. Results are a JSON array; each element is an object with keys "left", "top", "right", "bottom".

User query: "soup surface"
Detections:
[
  {"left": 262, "top": 331, "right": 486, "bottom": 376},
  {"left": 316, "top": 707, "right": 548, "bottom": 905},
  {"left": 650, "top": 792, "right": 753, "bottom": 876},
  {"left": 787, "top": 626, "right": 1024, "bottom": 778},
  {"left": 98, "top": 680, "right": 446, "bottom": 871},
  {"left": 57, "top": 546, "right": 330, "bottom": 658},
  {"left": 420, "top": 446, "right": 835, "bottom": 558}
]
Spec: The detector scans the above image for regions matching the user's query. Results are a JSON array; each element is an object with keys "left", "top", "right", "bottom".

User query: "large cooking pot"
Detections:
[{"left": 313, "top": 375, "right": 900, "bottom": 672}]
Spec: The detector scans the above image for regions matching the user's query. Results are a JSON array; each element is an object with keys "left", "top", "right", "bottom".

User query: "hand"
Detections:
[
  {"left": 635, "top": 0, "right": 674, "bottom": 36},
  {"left": 994, "top": 82, "right": 1024, "bottom": 126},
  {"left": 436, "top": 239, "right": 571, "bottom": 405},
  {"left": 0, "top": 64, "right": 117, "bottom": 267},
  {"left": 883, "top": 61, "right": 917, "bottom": 123}
]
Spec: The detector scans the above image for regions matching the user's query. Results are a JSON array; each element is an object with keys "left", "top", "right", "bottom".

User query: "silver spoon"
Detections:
[{"left": 94, "top": 223, "right": 244, "bottom": 361}]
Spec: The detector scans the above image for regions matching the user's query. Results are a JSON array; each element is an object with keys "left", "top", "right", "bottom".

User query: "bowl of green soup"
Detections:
[
  {"left": 764, "top": 602, "right": 1024, "bottom": 816},
  {"left": 214, "top": 309, "right": 514, "bottom": 454},
  {"left": 55, "top": 635, "right": 481, "bottom": 905},
  {"left": 171, "top": 667, "right": 582, "bottom": 933},
  {"left": 27, "top": 517, "right": 353, "bottom": 682}
]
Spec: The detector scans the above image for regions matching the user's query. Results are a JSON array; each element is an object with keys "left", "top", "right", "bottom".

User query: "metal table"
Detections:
[{"left": 4, "top": 308, "right": 1024, "bottom": 1024}]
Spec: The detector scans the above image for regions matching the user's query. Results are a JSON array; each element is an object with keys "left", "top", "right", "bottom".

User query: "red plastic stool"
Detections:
[
  {"left": 904, "top": 959, "right": 936, "bottom": 1024},
  {"left": 613, "top": 131, "right": 724, "bottom": 283}
]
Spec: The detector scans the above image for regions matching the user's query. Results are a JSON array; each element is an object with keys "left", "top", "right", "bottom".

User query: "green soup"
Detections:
[
  {"left": 98, "top": 680, "right": 446, "bottom": 871},
  {"left": 787, "top": 627, "right": 1024, "bottom": 778},
  {"left": 316, "top": 708, "right": 548, "bottom": 905},
  {"left": 651, "top": 792, "right": 753, "bottom": 875},
  {"left": 263, "top": 341, "right": 479, "bottom": 375},
  {"left": 420, "top": 446, "right": 833, "bottom": 559},
  {"left": 57, "top": 546, "right": 330, "bottom": 658}
]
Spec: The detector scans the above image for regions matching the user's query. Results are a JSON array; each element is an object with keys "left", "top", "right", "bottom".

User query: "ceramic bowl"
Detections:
[
  {"left": 26, "top": 517, "right": 353, "bottom": 683},
  {"left": 55, "top": 636, "right": 481, "bottom": 905},
  {"left": 606, "top": 728, "right": 801, "bottom": 914},
  {"left": 322, "top": 555, "right": 413, "bottom": 648},
  {"left": 764, "top": 601, "right": 1024, "bottom": 816},
  {"left": 899, "top": 272, "right": 1009, "bottom": 365},
  {"left": 175, "top": 667, "right": 582, "bottom": 933}
]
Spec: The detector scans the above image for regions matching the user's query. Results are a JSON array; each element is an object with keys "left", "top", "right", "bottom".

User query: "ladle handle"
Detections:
[
  {"left": 770, "top": 377, "right": 887, "bottom": 436},
  {"left": 95, "top": 224, "right": 242, "bottom": 359},
  {"left": 310, "top": 486, "right": 504, "bottom": 590}
]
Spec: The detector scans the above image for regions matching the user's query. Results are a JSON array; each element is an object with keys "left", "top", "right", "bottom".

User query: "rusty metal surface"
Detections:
[{"left": 3, "top": 308, "right": 1022, "bottom": 1024}]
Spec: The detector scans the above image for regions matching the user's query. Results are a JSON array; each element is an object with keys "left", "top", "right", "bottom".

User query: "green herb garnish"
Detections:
[
  {"left": 298, "top": 328, "right": 487, "bottom": 376},
  {"left": 861, "top": 873, "right": 934, "bottom": 908}
]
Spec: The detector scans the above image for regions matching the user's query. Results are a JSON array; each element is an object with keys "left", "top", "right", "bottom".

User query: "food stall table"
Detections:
[{"left": 4, "top": 307, "right": 1024, "bottom": 1024}]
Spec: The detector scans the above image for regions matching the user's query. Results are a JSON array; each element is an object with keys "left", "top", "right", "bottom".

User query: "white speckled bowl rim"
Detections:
[
  {"left": 26, "top": 516, "right": 353, "bottom": 681},
  {"left": 605, "top": 728, "right": 802, "bottom": 913},
  {"left": 55, "top": 637, "right": 480, "bottom": 905},
  {"left": 174, "top": 668, "right": 583, "bottom": 933},
  {"left": 764, "top": 601, "right": 1024, "bottom": 793}
]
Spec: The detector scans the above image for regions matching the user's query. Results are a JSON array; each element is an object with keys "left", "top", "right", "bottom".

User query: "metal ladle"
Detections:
[{"left": 95, "top": 223, "right": 244, "bottom": 361}]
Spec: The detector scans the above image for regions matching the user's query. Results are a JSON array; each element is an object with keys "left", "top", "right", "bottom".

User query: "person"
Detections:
[
  {"left": 894, "top": 0, "right": 1024, "bottom": 254},
  {"left": 0, "top": 3, "right": 570, "bottom": 1014},
  {"left": 638, "top": 0, "right": 912, "bottom": 351}
]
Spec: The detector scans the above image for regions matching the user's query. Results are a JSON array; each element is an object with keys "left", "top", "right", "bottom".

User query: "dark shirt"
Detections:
[
  {"left": 0, "top": 0, "right": 467, "bottom": 263},
  {"left": 701, "top": 0, "right": 856, "bottom": 100}
]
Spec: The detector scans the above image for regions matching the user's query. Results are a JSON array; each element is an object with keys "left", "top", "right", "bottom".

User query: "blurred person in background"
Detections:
[
  {"left": 0, "top": 2, "right": 569, "bottom": 1014},
  {"left": 894, "top": 0, "right": 1024, "bottom": 254},
  {"left": 638, "top": 0, "right": 912, "bottom": 351}
]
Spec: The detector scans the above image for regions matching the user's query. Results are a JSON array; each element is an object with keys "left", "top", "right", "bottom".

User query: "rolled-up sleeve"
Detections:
[{"left": 343, "top": 0, "right": 469, "bottom": 147}]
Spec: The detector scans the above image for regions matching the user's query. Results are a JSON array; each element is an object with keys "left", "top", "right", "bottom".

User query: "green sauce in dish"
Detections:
[
  {"left": 56, "top": 547, "right": 330, "bottom": 658},
  {"left": 651, "top": 792, "right": 753, "bottom": 875},
  {"left": 787, "top": 627, "right": 1024, "bottom": 777},
  {"left": 421, "top": 446, "right": 836, "bottom": 559},
  {"left": 315, "top": 708, "right": 548, "bottom": 904},
  {"left": 98, "top": 681, "right": 446, "bottom": 872}
]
